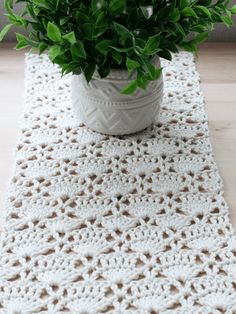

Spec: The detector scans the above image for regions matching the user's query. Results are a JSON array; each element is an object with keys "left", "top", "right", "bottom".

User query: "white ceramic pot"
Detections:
[{"left": 72, "top": 58, "right": 163, "bottom": 135}]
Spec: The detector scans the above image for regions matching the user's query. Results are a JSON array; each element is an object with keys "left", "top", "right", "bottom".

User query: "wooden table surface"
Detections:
[{"left": 0, "top": 43, "right": 236, "bottom": 228}]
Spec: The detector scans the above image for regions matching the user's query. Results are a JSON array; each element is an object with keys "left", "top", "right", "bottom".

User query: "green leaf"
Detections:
[
  {"left": 62, "top": 63, "right": 81, "bottom": 75},
  {"left": 84, "top": 63, "right": 96, "bottom": 82},
  {"left": 15, "top": 42, "right": 29, "bottom": 50},
  {"left": 143, "top": 34, "right": 160, "bottom": 55},
  {"left": 181, "top": 42, "right": 197, "bottom": 53},
  {"left": 81, "top": 23, "right": 93, "bottom": 39},
  {"left": 96, "top": 40, "right": 112, "bottom": 55},
  {"left": 93, "top": 12, "right": 107, "bottom": 38},
  {"left": 191, "top": 32, "right": 209, "bottom": 44},
  {"left": 112, "top": 51, "right": 123, "bottom": 64},
  {"left": 97, "top": 66, "right": 110, "bottom": 78},
  {"left": 48, "top": 45, "right": 61, "bottom": 61},
  {"left": 191, "top": 24, "right": 207, "bottom": 33},
  {"left": 145, "top": 63, "right": 158, "bottom": 79},
  {"left": 71, "top": 42, "right": 86, "bottom": 59},
  {"left": 47, "top": 22, "right": 61, "bottom": 42},
  {"left": 110, "top": 45, "right": 132, "bottom": 53},
  {"left": 180, "top": 0, "right": 189, "bottom": 10},
  {"left": 140, "top": 56, "right": 162, "bottom": 80},
  {"left": 62, "top": 31, "right": 76, "bottom": 44},
  {"left": 221, "top": 15, "right": 234, "bottom": 27},
  {"left": 182, "top": 7, "right": 197, "bottom": 18},
  {"left": 195, "top": 5, "right": 212, "bottom": 19},
  {"left": 158, "top": 50, "right": 172, "bottom": 61},
  {"left": 137, "top": 76, "right": 149, "bottom": 90},
  {"left": 60, "top": 16, "right": 71, "bottom": 26},
  {"left": 152, "top": 67, "right": 162, "bottom": 80},
  {"left": 31, "top": 0, "right": 50, "bottom": 9},
  {"left": 121, "top": 80, "right": 137, "bottom": 94},
  {"left": 91, "top": 0, "right": 98, "bottom": 11},
  {"left": 170, "top": 8, "right": 180, "bottom": 22},
  {"left": 175, "top": 22, "right": 186, "bottom": 37},
  {"left": 96, "top": 12, "right": 106, "bottom": 27},
  {"left": 126, "top": 57, "right": 140, "bottom": 72},
  {"left": 15, "top": 33, "right": 29, "bottom": 50},
  {"left": 109, "top": 0, "right": 126, "bottom": 13},
  {"left": 0, "top": 24, "right": 12, "bottom": 42},
  {"left": 39, "top": 43, "right": 48, "bottom": 54},
  {"left": 231, "top": 5, "right": 236, "bottom": 14},
  {"left": 15, "top": 33, "right": 39, "bottom": 49},
  {"left": 140, "top": 6, "right": 150, "bottom": 19},
  {"left": 75, "top": 12, "right": 90, "bottom": 24},
  {"left": 55, "top": 0, "right": 60, "bottom": 10},
  {"left": 113, "top": 22, "right": 131, "bottom": 37}
]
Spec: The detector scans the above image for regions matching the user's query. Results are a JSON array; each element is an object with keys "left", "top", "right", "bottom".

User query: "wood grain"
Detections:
[
  {"left": 0, "top": 43, "right": 236, "bottom": 228},
  {"left": 197, "top": 43, "right": 236, "bottom": 225}
]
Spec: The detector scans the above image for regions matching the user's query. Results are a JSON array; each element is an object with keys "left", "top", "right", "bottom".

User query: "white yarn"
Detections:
[{"left": 0, "top": 52, "right": 236, "bottom": 314}]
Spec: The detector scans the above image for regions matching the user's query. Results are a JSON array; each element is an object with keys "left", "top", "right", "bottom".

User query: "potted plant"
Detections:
[{"left": 1, "top": 0, "right": 236, "bottom": 135}]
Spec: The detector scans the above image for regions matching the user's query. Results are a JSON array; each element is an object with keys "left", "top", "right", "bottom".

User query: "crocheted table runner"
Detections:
[{"left": 0, "top": 52, "right": 236, "bottom": 314}]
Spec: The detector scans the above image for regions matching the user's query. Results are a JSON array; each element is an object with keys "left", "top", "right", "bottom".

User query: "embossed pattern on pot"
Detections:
[{"left": 72, "top": 58, "right": 163, "bottom": 135}]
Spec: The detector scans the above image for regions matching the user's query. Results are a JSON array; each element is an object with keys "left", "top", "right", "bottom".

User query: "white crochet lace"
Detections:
[{"left": 0, "top": 52, "right": 236, "bottom": 314}]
